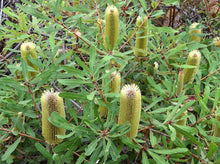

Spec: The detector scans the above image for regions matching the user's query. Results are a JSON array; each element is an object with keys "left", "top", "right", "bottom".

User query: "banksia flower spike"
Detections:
[
  {"left": 213, "top": 37, "right": 220, "bottom": 48},
  {"left": 135, "top": 16, "right": 148, "bottom": 57},
  {"left": 20, "top": 42, "right": 38, "bottom": 78},
  {"left": 183, "top": 50, "right": 201, "bottom": 84},
  {"left": 213, "top": 108, "right": 220, "bottom": 144},
  {"left": 118, "top": 84, "right": 141, "bottom": 138},
  {"left": 176, "top": 110, "right": 187, "bottom": 141},
  {"left": 104, "top": 5, "right": 119, "bottom": 51},
  {"left": 109, "top": 71, "right": 121, "bottom": 93},
  {"left": 176, "top": 70, "right": 184, "bottom": 96},
  {"left": 98, "top": 71, "right": 121, "bottom": 117},
  {"left": 189, "top": 22, "right": 202, "bottom": 42},
  {"left": 41, "top": 89, "right": 65, "bottom": 145}
]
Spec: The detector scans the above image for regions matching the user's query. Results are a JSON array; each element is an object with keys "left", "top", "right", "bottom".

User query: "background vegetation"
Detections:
[{"left": 0, "top": 0, "right": 220, "bottom": 163}]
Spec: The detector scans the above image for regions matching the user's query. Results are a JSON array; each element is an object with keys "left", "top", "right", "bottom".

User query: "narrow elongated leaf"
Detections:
[
  {"left": 174, "top": 125, "right": 202, "bottom": 146},
  {"left": 49, "top": 111, "right": 74, "bottom": 130},
  {"left": 206, "top": 142, "right": 218, "bottom": 159},
  {"left": 108, "top": 138, "right": 120, "bottom": 161},
  {"left": 150, "top": 148, "right": 189, "bottom": 155},
  {"left": 142, "top": 151, "right": 150, "bottom": 164},
  {"left": 2, "top": 137, "right": 21, "bottom": 161},
  {"left": 35, "top": 142, "right": 52, "bottom": 160},
  {"left": 59, "top": 92, "right": 88, "bottom": 101},
  {"left": 148, "top": 150, "right": 167, "bottom": 164},
  {"left": 21, "top": 58, "right": 28, "bottom": 81},
  {"left": 89, "top": 46, "right": 96, "bottom": 74},
  {"left": 58, "top": 79, "right": 91, "bottom": 86},
  {"left": 17, "top": 4, "right": 49, "bottom": 20},
  {"left": 85, "top": 138, "right": 100, "bottom": 156}
]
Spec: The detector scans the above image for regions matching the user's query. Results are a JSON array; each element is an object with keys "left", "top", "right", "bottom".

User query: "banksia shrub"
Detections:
[
  {"left": 134, "top": 16, "right": 148, "bottom": 57},
  {"left": 213, "top": 37, "right": 220, "bottom": 48},
  {"left": 176, "top": 110, "right": 187, "bottom": 141},
  {"left": 98, "top": 71, "right": 121, "bottom": 117},
  {"left": 176, "top": 70, "right": 184, "bottom": 96},
  {"left": 104, "top": 5, "right": 119, "bottom": 51},
  {"left": 118, "top": 84, "right": 141, "bottom": 138},
  {"left": 20, "top": 42, "right": 38, "bottom": 78},
  {"left": 41, "top": 89, "right": 66, "bottom": 145},
  {"left": 183, "top": 50, "right": 201, "bottom": 84},
  {"left": 189, "top": 22, "right": 202, "bottom": 42}
]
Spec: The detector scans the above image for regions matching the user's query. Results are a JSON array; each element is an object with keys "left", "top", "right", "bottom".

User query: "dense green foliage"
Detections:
[{"left": 0, "top": 0, "right": 220, "bottom": 163}]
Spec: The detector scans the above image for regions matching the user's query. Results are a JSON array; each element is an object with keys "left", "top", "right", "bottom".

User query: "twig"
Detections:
[
  {"left": 189, "top": 111, "right": 215, "bottom": 127},
  {"left": 0, "top": 128, "right": 44, "bottom": 142},
  {"left": 118, "top": 0, "right": 162, "bottom": 52},
  {"left": 73, "top": 151, "right": 88, "bottom": 162},
  {"left": 200, "top": 66, "right": 220, "bottom": 81},
  {"left": 190, "top": 152, "right": 207, "bottom": 164},
  {"left": 0, "top": 54, "right": 10, "bottom": 64}
]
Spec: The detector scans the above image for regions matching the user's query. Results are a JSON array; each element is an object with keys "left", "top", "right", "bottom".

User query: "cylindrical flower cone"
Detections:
[
  {"left": 98, "top": 71, "right": 121, "bottom": 117},
  {"left": 176, "top": 70, "right": 184, "bottom": 96},
  {"left": 109, "top": 71, "right": 121, "bottom": 93},
  {"left": 20, "top": 42, "right": 38, "bottom": 78},
  {"left": 183, "top": 50, "right": 201, "bottom": 84},
  {"left": 118, "top": 84, "right": 141, "bottom": 138},
  {"left": 134, "top": 16, "right": 148, "bottom": 57},
  {"left": 176, "top": 110, "right": 187, "bottom": 141},
  {"left": 104, "top": 5, "right": 119, "bottom": 51},
  {"left": 189, "top": 22, "right": 202, "bottom": 42},
  {"left": 41, "top": 89, "right": 66, "bottom": 145}
]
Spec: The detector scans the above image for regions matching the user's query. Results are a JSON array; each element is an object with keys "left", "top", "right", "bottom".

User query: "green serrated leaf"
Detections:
[
  {"left": 85, "top": 138, "right": 100, "bottom": 156},
  {"left": 150, "top": 148, "right": 189, "bottom": 155},
  {"left": 148, "top": 150, "right": 168, "bottom": 164},
  {"left": 49, "top": 111, "right": 74, "bottom": 130},
  {"left": 150, "top": 130, "right": 157, "bottom": 146},
  {"left": 59, "top": 92, "right": 88, "bottom": 101},
  {"left": 35, "top": 142, "right": 52, "bottom": 160},
  {"left": 168, "top": 125, "right": 176, "bottom": 141},
  {"left": 2, "top": 137, "right": 21, "bottom": 161},
  {"left": 89, "top": 46, "right": 96, "bottom": 74},
  {"left": 206, "top": 142, "right": 218, "bottom": 159},
  {"left": 142, "top": 151, "right": 150, "bottom": 164},
  {"left": 108, "top": 138, "right": 120, "bottom": 161}
]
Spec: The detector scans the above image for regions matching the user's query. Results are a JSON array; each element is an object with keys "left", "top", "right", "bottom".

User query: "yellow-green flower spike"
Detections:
[
  {"left": 213, "top": 37, "right": 220, "bottom": 48},
  {"left": 183, "top": 50, "right": 201, "bottom": 84},
  {"left": 98, "top": 105, "right": 108, "bottom": 118},
  {"left": 134, "top": 16, "right": 148, "bottom": 57},
  {"left": 41, "top": 89, "right": 66, "bottom": 145},
  {"left": 104, "top": 5, "right": 119, "bottom": 51},
  {"left": 176, "top": 70, "right": 184, "bottom": 96},
  {"left": 189, "top": 22, "right": 202, "bottom": 42},
  {"left": 214, "top": 108, "right": 220, "bottom": 144},
  {"left": 109, "top": 71, "right": 121, "bottom": 93},
  {"left": 118, "top": 84, "right": 141, "bottom": 138},
  {"left": 98, "top": 71, "right": 121, "bottom": 117},
  {"left": 20, "top": 42, "right": 38, "bottom": 78},
  {"left": 176, "top": 110, "right": 187, "bottom": 141}
]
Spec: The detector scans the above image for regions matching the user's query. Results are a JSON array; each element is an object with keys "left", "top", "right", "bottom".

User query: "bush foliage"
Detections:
[{"left": 0, "top": 0, "right": 220, "bottom": 163}]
